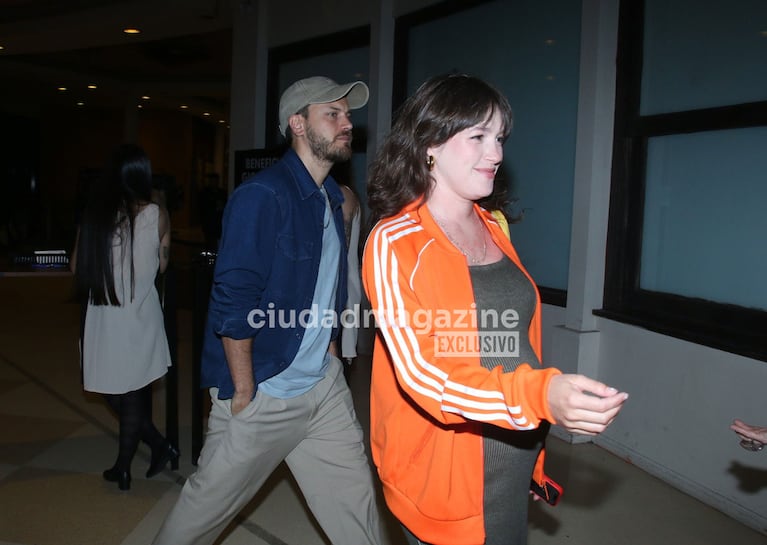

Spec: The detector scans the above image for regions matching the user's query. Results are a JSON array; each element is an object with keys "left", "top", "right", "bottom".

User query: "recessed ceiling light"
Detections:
[
  {"left": 0, "top": 45, "right": 5, "bottom": 51},
  {"left": 138, "top": 104, "right": 144, "bottom": 109},
  {"left": 123, "top": 28, "right": 141, "bottom": 34},
  {"left": 141, "top": 95, "right": 151, "bottom": 100},
  {"left": 218, "top": 119, "right": 226, "bottom": 124},
  {"left": 180, "top": 105, "right": 189, "bottom": 109},
  {"left": 87, "top": 84, "right": 97, "bottom": 90},
  {"left": 76, "top": 101, "right": 85, "bottom": 106},
  {"left": 203, "top": 112, "right": 211, "bottom": 116},
  {"left": 57, "top": 86, "right": 67, "bottom": 92}
]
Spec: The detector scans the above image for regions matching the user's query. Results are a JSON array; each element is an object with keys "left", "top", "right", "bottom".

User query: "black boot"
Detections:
[
  {"left": 103, "top": 467, "right": 131, "bottom": 491},
  {"left": 103, "top": 390, "right": 143, "bottom": 489},
  {"left": 146, "top": 442, "right": 180, "bottom": 478}
]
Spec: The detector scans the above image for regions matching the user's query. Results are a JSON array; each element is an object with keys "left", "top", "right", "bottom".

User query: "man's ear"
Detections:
[{"left": 289, "top": 114, "right": 305, "bottom": 137}]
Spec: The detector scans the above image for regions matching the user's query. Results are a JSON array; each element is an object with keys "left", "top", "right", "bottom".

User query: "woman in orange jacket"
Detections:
[{"left": 362, "top": 74, "right": 629, "bottom": 545}]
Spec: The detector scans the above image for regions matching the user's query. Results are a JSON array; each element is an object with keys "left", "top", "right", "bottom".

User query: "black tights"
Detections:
[{"left": 103, "top": 384, "right": 166, "bottom": 472}]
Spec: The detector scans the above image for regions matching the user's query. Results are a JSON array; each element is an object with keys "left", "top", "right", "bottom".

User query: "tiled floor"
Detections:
[{"left": 1, "top": 273, "right": 765, "bottom": 545}]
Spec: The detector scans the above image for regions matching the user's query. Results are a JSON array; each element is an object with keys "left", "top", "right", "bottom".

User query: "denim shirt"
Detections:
[{"left": 200, "top": 148, "right": 348, "bottom": 399}]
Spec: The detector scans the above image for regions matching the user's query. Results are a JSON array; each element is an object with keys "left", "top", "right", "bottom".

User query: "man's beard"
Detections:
[{"left": 306, "top": 125, "right": 353, "bottom": 163}]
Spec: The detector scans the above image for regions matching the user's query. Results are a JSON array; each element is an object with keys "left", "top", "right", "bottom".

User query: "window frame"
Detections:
[{"left": 599, "top": 0, "right": 767, "bottom": 362}]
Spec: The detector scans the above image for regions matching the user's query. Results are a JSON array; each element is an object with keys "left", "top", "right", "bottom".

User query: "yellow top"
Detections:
[{"left": 491, "top": 209, "right": 510, "bottom": 239}]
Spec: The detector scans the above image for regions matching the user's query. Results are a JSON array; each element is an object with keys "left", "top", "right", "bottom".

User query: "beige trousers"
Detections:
[{"left": 152, "top": 357, "right": 383, "bottom": 545}]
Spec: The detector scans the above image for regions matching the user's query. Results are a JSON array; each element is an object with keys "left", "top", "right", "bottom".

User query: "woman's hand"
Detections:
[
  {"left": 547, "top": 374, "right": 629, "bottom": 435},
  {"left": 731, "top": 419, "right": 767, "bottom": 445}
]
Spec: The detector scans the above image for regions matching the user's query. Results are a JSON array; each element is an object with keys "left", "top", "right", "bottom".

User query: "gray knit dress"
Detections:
[{"left": 468, "top": 255, "right": 548, "bottom": 545}]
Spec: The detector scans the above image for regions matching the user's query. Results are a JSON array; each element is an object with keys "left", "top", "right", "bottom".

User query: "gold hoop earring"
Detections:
[{"left": 426, "top": 155, "right": 435, "bottom": 171}]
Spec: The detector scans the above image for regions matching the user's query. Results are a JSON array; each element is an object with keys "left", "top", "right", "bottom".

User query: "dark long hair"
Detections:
[
  {"left": 367, "top": 74, "right": 513, "bottom": 224},
  {"left": 75, "top": 144, "right": 153, "bottom": 305}
]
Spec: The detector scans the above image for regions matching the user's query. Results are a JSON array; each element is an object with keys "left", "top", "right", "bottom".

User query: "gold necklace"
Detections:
[{"left": 433, "top": 214, "right": 487, "bottom": 265}]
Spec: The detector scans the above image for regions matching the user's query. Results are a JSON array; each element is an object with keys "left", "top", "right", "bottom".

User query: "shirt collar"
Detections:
[{"left": 282, "top": 148, "right": 344, "bottom": 207}]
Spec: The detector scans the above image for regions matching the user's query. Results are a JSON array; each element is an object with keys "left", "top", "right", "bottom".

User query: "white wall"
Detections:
[
  {"left": 542, "top": 307, "right": 767, "bottom": 532},
  {"left": 592, "top": 319, "right": 767, "bottom": 530}
]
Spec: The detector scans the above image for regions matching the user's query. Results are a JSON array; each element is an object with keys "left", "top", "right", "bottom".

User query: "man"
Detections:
[{"left": 153, "top": 76, "right": 382, "bottom": 545}]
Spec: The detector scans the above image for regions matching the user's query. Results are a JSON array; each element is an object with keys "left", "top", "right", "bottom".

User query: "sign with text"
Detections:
[{"left": 234, "top": 148, "right": 283, "bottom": 187}]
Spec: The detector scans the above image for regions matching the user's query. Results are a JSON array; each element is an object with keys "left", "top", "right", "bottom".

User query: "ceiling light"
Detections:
[
  {"left": 141, "top": 95, "right": 151, "bottom": 100},
  {"left": 76, "top": 102, "right": 85, "bottom": 106},
  {"left": 218, "top": 119, "right": 226, "bottom": 124},
  {"left": 0, "top": 45, "right": 5, "bottom": 51},
  {"left": 123, "top": 28, "right": 141, "bottom": 34},
  {"left": 180, "top": 105, "right": 189, "bottom": 109},
  {"left": 57, "top": 87, "right": 67, "bottom": 92},
  {"left": 203, "top": 112, "right": 211, "bottom": 116},
  {"left": 87, "top": 84, "right": 97, "bottom": 90}
]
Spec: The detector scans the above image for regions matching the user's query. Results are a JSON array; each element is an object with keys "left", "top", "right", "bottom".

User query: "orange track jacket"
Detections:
[{"left": 362, "top": 201, "right": 562, "bottom": 545}]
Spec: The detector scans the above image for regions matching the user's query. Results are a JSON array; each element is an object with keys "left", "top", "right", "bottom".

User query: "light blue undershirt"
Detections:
[{"left": 259, "top": 186, "right": 340, "bottom": 398}]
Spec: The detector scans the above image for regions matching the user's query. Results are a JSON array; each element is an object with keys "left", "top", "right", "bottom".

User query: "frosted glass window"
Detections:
[
  {"left": 405, "top": 0, "right": 581, "bottom": 290},
  {"left": 641, "top": 0, "right": 767, "bottom": 115},
  {"left": 641, "top": 127, "right": 767, "bottom": 310}
]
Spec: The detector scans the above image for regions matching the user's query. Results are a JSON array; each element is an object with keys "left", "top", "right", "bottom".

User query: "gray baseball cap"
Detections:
[{"left": 279, "top": 76, "right": 369, "bottom": 136}]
